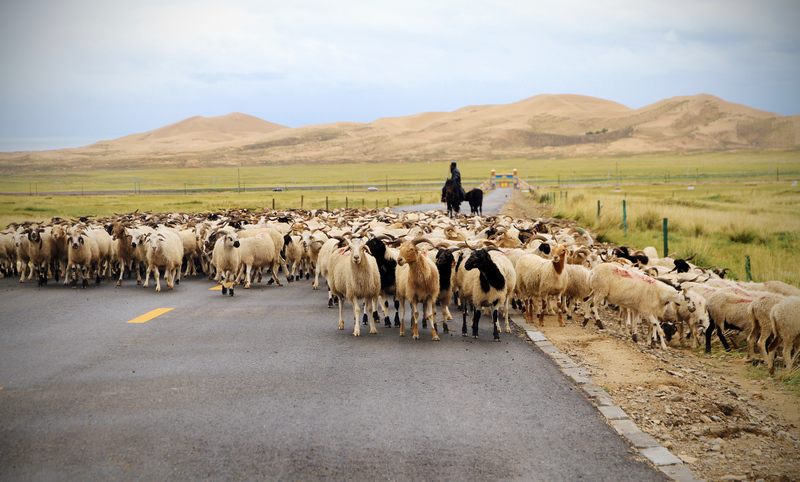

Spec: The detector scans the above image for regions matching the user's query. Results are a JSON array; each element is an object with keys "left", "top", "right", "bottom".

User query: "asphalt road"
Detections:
[{"left": 0, "top": 188, "right": 665, "bottom": 480}]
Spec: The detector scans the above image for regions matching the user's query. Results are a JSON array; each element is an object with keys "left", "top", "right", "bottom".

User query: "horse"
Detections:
[
  {"left": 443, "top": 178, "right": 464, "bottom": 218},
  {"left": 464, "top": 188, "right": 483, "bottom": 215}
]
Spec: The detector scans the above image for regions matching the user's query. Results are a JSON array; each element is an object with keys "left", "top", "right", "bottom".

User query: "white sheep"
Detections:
[
  {"left": 236, "top": 232, "right": 280, "bottom": 289},
  {"left": 210, "top": 230, "right": 242, "bottom": 296},
  {"left": 586, "top": 263, "right": 692, "bottom": 349},
  {"left": 65, "top": 228, "right": 99, "bottom": 288},
  {"left": 768, "top": 296, "right": 800, "bottom": 374},
  {"left": 142, "top": 229, "right": 183, "bottom": 292},
  {"left": 562, "top": 263, "right": 593, "bottom": 327},
  {"left": 326, "top": 237, "right": 381, "bottom": 336},
  {"left": 515, "top": 244, "right": 569, "bottom": 327},
  {"left": 748, "top": 292, "right": 787, "bottom": 370}
]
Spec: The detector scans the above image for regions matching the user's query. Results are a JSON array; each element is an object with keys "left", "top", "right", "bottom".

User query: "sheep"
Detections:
[
  {"left": 129, "top": 226, "right": 155, "bottom": 285},
  {"left": 142, "top": 228, "right": 183, "bottom": 292},
  {"left": 209, "top": 230, "right": 242, "bottom": 296},
  {"left": 702, "top": 288, "right": 757, "bottom": 353},
  {"left": 561, "top": 263, "right": 593, "bottom": 327},
  {"left": 515, "top": 245, "right": 569, "bottom": 327},
  {"left": 672, "top": 290, "right": 711, "bottom": 349},
  {"left": 179, "top": 228, "right": 201, "bottom": 277},
  {"left": 0, "top": 230, "right": 14, "bottom": 277},
  {"left": 395, "top": 237, "right": 440, "bottom": 340},
  {"left": 236, "top": 232, "right": 280, "bottom": 289},
  {"left": 365, "top": 235, "right": 400, "bottom": 327},
  {"left": 747, "top": 292, "right": 788, "bottom": 372},
  {"left": 108, "top": 222, "right": 138, "bottom": 286},
  {"left": 326, "top": 237, "right": 381, "bottom": 336},
  {"left": 26, "top": 224, "right": 58, "bottom": 286},
  {"left": 11, "top": 228, "right": 33, "bottom": 283},
  {"left": 65, "top": 229, "right": 99, "bottom": 288},
  {"left": 457, "top": 247, "right": 517, "bottom": 341},
  {"left": 767, "top": 296, "right": 800, "bottom": 374},
  {"left": 316, "top": 236, "right": 348, "bottom": 306},
  {"left": 430, "top": 246, "right": 458, "bottom": 333},
  {"left": 585, "top": 263, "right": 692, "bottom": 349},
  {"left": 284, "top": 234, "right": 304, "bottom": 281}
]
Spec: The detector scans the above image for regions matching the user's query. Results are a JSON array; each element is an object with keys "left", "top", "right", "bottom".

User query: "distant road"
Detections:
[{"left": 393, "top": 186, "right": 513, "bottom": 215}]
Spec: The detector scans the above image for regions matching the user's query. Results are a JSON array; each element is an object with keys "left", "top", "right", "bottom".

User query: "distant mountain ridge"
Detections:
[{"left": 1, "top": 94, "right": 797, "bottom": 172}]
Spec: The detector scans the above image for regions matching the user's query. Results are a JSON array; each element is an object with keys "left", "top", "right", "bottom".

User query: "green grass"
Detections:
[{"left": 542, "top": 180, "right": 800, "bottom": 287}]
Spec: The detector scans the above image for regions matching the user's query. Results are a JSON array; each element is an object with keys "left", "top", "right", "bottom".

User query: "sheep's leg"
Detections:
[
  {"left": 313, "top": 270, "right": 320, "bottom": 290},
  {"left": 143, "top": 264, "right": 152, "bottom": 288},
  {"left": 154, "top": 266, "right": 162, "bottom": 292},
  {"left": 471, "top": 308, "right": 481, "bottom": 339},
  {"left": 503, "top": 297, "right": 512, "bottom": 333},
  {"left": 337, "top": 294, "right": 345, "bottom": 330},
  {"left": 649, "top": 315, "right": 668, "bottom": 350},
  {"left": 427, "top": 300, "right": 439, "bottom": 341},
  {"left": 538, "top": 298, "right": 546, "bottom": 327},
  {"left": 369, "top": 299, "right": 380, "bottom": 334},
  {"left": 462, "top": 306, "right": 469, "bottom": 337},
  {"left": 492, "top": 308, "right": 500, "bottom": 341},
  {"left": 271, "top": 261, "right": 283, "bottom": 286},
  {"left": 411, "top": 303, "right": 420, "bottom": 340},
  {"left": 556, "top": 296, "right": 565, "bottom": 327},
  {"left": 117, "top": 260, "right": 125, "bottom": 286},
  {"left": 442, "top": 304, "right": 451, "bottom": 333},
  {"left": 746, "top": 325, "right": 759, "bottom": 362},
  {"left": 351, "top": 296, "right": 361, "bottom": 337},
  {"left": 394, "top": 298, "right": 401, "bottom": 327},
  {"left": 167, "top": 266, "right": 175, "bottom": 289},
  {"left": 399, "top": 298, "right": 406, "bottom": 337},
  {"left": 244, "top": 265, "right": 252, "bottom": 289},
  {"left": 758, "top": 330, "right": 776, "bottom": 374}
]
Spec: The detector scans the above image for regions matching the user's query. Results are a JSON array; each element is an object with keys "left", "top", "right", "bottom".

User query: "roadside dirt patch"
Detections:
[
  {"left": 504, "top": 189, "right": 800, "bottom": 481},
  {"left": 537, "top": 315, "right": 800, "bottom": 481}
]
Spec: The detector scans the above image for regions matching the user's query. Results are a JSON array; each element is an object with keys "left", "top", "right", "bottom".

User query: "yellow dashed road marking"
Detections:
[
  {"left": 127, "top": 308, "right": 174, "bottom": 324},
  {"left": 209, "top": 285, "right": 223, "bottom": 291}
]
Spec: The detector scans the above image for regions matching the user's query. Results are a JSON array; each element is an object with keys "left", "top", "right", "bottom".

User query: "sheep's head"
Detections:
[
  {"left": 68, "top": 233, "right": 86, "bottom": 250},
  {"left": 551, "top": 244, "right": 567, "bottom": 264},
  {"left": 464, "top": 248, "right": 488, "bottom": 271},
  {"left": 348, "top": 238, "right": 370, "bottom": 265},
  {"left": 397, "top": 237, "right": 432, "bottom": 266},
  {"left": 224, "top": 233, "right": 240, "bottom": 248}
]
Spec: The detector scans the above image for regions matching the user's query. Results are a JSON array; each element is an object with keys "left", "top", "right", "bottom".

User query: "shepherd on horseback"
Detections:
[{"left": 441, "top": 162, "right": 466, "bottom": 217}]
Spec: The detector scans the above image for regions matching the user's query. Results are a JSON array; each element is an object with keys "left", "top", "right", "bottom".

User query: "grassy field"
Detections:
[
  {"left": 535, "top": 181, "right": 800, "bottom": 286},
  {"left": 2, "top": 150, "right": 799, "bottom": 287},
  {"left": 2, "top": 150, "right": 798, "bottom": 194}
]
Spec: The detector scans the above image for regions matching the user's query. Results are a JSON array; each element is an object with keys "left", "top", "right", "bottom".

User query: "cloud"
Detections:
[{"left": 1, "top": 0, "right": 799, "bottom": 144}]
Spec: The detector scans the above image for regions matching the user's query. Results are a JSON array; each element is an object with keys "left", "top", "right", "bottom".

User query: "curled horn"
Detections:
[
  {"left": 411, "top": 237, "right": 436, "bottom": 247},
  {"left": 330, "top": 235, "right": 349, "bottom": 248}
]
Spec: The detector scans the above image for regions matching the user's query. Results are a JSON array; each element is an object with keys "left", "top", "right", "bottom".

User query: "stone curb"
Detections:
[{"left": 515, "top": 319, "right": 699, "bottom": 482}]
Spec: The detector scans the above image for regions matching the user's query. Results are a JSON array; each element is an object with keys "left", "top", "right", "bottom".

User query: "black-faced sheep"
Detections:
[{"left": 457, "top": 247, "right": 516, "bottom": 341}]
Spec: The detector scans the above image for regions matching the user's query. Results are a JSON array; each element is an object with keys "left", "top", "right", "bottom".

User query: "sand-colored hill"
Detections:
[{"left": 1, "top": 94, "right": 797, "bottom": 172}]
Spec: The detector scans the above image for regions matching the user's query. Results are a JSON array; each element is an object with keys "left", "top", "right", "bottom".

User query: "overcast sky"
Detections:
[{"left": 1, "top": 0, "right": 799, "bottom": 151}]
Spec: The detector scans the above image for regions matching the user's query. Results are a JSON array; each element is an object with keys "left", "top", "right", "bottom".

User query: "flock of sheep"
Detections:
[{"left": 2, "top": 207, "right": 799, "bottom": 374}]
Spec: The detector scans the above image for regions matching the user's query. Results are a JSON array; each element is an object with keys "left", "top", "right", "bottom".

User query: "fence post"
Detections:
[
  {"left": 623, "top": 200, "right": 627, "bottom": 237},
  {"left": 272, "top": 198, "right": 275, "bottom": 210},
  {"left": 301, "top": 195, "right": 304, "bottom": 210},
  {"left": 597, "top": 200, "right": 601, "bottom": 218},
  {"left": 662, "top": 218, "right": 669, "bottom": 257},
  {"left": 326, "top": 196, "right": 329, "bottom": 211},
  {"left": 346, "top": 197, "right": 348, "bottom": 209},
  {"left": 745, "top": 255, "right": 752, "bottom": 281}
]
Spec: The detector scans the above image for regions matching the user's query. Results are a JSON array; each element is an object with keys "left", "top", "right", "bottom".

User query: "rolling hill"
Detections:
[{"left": 1, "top": 94, "right": 798, "bottom": 172}]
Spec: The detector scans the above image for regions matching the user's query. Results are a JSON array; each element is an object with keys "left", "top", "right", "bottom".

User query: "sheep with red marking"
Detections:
[{"left": 585, "top": 263, "right": 693, "bottom": 349}]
